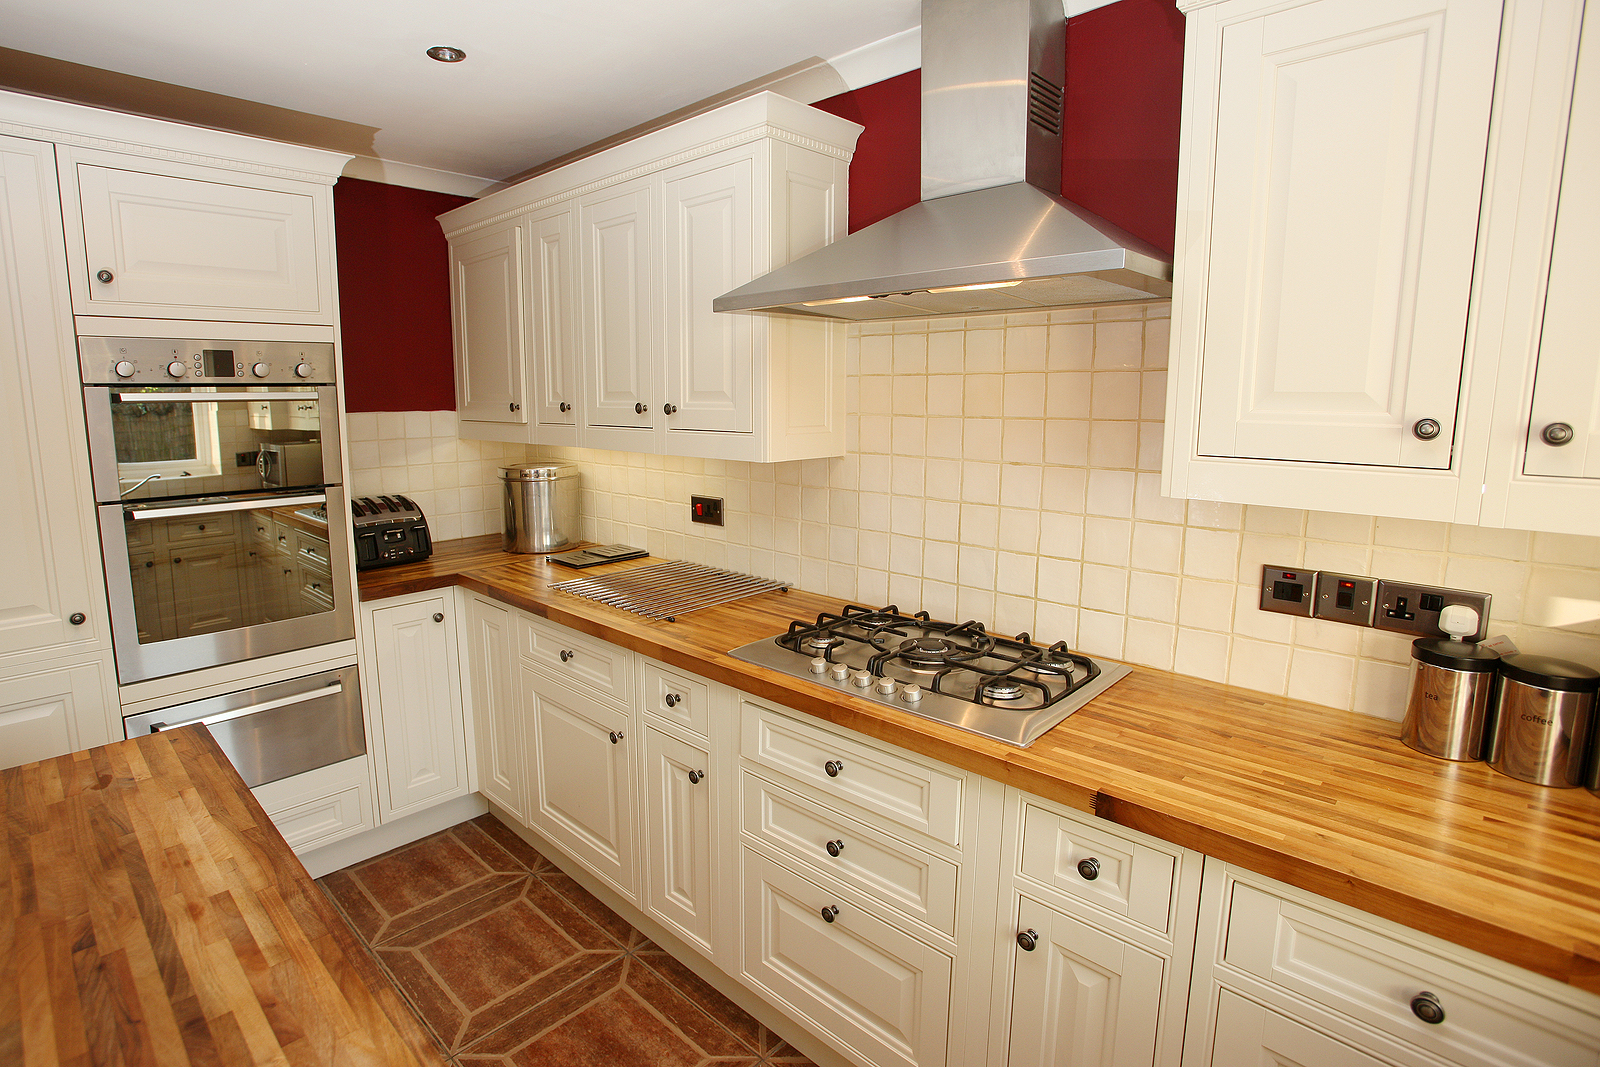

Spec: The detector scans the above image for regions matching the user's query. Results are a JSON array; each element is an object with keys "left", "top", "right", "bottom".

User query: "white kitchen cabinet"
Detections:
[
  {"left": 441, "top": 92, "right": 858, "bottom": 462},
  {"left": 0, "top": 657, "right": 118, "bottom": 773},
  {"left": 465, "top": 592, "right": 525, "bottom": 822},
  {"left": 57, "top": 146, "right": 335, "bottom": 324},
  {"left": 641, "top": 723, "right": 718, "bottom": 955},
  {"left": 0, "top": 134, "right": 110, "bottom": 669},
  {"left": 1203, "top": 990, "right": 1391, "bottom": 1067},
  {"left": 363, "top": 591, "right": 470, "bottom": 822},
  {"left": 251, "top": 754, "right": 376, "bottom": 857},
  {"left": 522, "top": 662, "right": 638, "bottom": 901},
  {"left": 451, "top": 220, "right": 528, "bottom": 428}
]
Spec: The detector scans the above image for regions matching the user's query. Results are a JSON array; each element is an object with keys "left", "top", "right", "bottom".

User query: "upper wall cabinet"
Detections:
[
  {"left": 440, "top": 93, "right": 861, "bottom": 463},
  {"left": 1164, "top": 0, "right": 1599, "bottom": 534}
]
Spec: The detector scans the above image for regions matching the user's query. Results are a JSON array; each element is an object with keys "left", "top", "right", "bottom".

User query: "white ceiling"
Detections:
[{"left": 1, "top": 0, "right": 923, "bottom": 184}]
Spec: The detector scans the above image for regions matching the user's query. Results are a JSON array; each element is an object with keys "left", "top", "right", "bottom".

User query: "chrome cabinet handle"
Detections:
[
  {"left": 559, "top": 649, "right": 574, "bottom": 662},
  {"left": 1410, "top": 991, "right": 1445, "bottom": 1025},
  {"left": 96, "top": 269, "right": 114, "bottom": 283},
  {"left": 1017, "top": 929, "right": 1039, "bottom": 951},
  {"left": 663, "top": 403, "right": 678, "bottom": 415},
  {"left": 826, "top": 839, "right": 845, "bottom": 857},
  {"left": 433, "top": 612, "right": 444, "bottom": 622},
  {"left": 69, "top": 613, "right": 87, "bottom": 625},
  {"left": 1412, "top": 418, "right": 1441, "bottom": 440},
  {"left": 687, "top": 769, "right": 704, "bottom": 784},
  {"left": 1077, "top": 857, "right": 1100, "bottom": 881},
  {"left": 609, "top": 730, "right": 624, "bottom": 744},
  {"left": 664, "top": 692, "right": 681, "bottom": 707},
  {"left": 635, "top": 402, "right": 648, "bottom": 415},
  {"left": 1542, "top": 422, "right": 1575, "bottom": 446},
  {"left": 820, "top": 905, "right": 839, "bottom": 923},
  {"left": 824, "top": 759, "right": 844, "bottom": 777}
]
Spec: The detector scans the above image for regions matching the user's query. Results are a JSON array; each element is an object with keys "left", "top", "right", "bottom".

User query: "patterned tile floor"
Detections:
[{"left": 318, "top": 814, "right": 817, "bottom": 1067}]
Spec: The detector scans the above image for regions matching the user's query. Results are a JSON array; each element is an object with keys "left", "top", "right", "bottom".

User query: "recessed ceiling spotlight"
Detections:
[{"left": 426, "top": 45, "right": 467, "bottom": 63}]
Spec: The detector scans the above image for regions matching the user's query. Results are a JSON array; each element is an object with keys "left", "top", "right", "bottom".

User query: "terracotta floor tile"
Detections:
[
  {"left": 504, "top": 985, "right": 706, "bottom": 1067},
  {"left": 537, "top": 870, "right": 638, "bottom": 945},
  {"left": 355, "top": 830, "right": 500, "bottom": 914},
  {"left": 459, "top": 958, "right": 624, "bottom": 1057},
  {"left": 469, "top": 814, "right": 555, "bottom": 873},
  {"left": 633, "top": 950, "right": 763, "bottom": 1051},
  {"left": 625, "top": 958, "right": 758, "bottom": 1058}
]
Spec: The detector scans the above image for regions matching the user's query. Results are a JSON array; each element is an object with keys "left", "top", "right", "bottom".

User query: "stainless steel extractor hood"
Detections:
[{"left": 714, "top": 0, "right": 1173, "bottom": 321}]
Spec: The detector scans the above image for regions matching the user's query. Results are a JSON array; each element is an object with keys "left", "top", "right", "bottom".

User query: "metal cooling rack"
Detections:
[{"left": 549, "top": 559, "right": 788, "bottom": 621}]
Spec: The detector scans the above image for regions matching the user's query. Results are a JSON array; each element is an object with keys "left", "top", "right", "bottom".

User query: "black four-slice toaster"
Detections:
[{"left": 352, "top": 495, "right": 433, "bottom": 570}]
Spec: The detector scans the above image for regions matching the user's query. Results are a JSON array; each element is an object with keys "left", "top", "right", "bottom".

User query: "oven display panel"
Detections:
[{"left": 201, "top": 348, "right": 238, "bottom": 377}]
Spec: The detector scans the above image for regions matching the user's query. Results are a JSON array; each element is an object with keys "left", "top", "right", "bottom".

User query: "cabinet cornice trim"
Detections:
[{"left": 0, "top": 120, "right": 343, "bottom": 186}]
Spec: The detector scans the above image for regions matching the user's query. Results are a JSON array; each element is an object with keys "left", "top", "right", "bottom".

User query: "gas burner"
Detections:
[
  {"left": 979, "top": 678, "right": 1026, "bottom": 701},
  {"left": 898, "top": 637, "right": 960, "bottom": 664},
  {"left": 804, "top": 634, "right": 844, "bottom": 652}
]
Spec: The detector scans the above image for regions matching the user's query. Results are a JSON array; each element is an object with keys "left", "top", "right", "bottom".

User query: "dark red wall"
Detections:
[
  {"left": 814, "top": 0, "right": 1183, "bottom": 252},
  {"left": 334, "top": 177, "right": 470, "bottom": 412}
]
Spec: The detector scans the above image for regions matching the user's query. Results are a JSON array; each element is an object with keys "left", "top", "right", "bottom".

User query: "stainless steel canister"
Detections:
[
  {"left": 499, "top": 463, "right": 578, "bottom": 553},
  {"left": 1487, "top": 654, "right": 1599, "bottom": 787},
  {"left": 1399, "top": 639, "right": 1500, "bottom": 761}
]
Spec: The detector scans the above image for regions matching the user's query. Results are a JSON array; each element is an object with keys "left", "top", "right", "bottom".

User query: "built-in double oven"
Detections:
[{"left": 80, "top": 334, "right": 356, "bottom": 686}]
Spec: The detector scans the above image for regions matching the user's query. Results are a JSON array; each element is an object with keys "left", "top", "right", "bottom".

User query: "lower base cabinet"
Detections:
[
  {"left": 642, "top": 722, "right": 717, "bottom": 955},
  {"left": 251, "top": 754, "right": 375, "bottom": 854},
  {"left": 1208, "top": 990, "right": 1389, "bottom": 1067},
  {"left": 0, "top": 654, "right": 117, "bottom": 771}
]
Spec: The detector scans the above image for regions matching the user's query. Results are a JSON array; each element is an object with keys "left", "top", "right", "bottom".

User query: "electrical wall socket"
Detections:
[
  {"left": 1375, "top": 581, "right": 1491, "bottom": 642},
  {"left": 1314, "top": 572, "right": 1378, "bottom": 626},
  {"left": 1260, "top": 565, "right": 1316, "bottom": 617}
]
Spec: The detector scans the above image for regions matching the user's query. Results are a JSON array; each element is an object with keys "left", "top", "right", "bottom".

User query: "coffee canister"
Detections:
[
  {"left": 1486, "top": 654, "right": 1599, "bottom": 787},
  {"left": 499, "top": 463, "right": 578, "bottom": 553},
  {"left": 1400, "top": 639, "right": 1501, "bottom": 761}
]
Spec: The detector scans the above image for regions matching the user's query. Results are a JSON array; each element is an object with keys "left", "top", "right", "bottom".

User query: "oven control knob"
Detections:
[
  {"left": 850, "top": 670, "right": 872, "bottom": 688},
  {"left": 875, "top": 678, "right": 897, "bottom": 696},
  {"left": 829, "top": 663, "right": 849, "bottom": 682},
  {"left": 809, "top": 657, "right": 828, "bottom": 674},
  {"left": 251, "top": 362, "right": 271, "bottom": 377},
  {"left": 901, "top": 684, "right": 923, "bottom": 704},
  {"left": 166, "top": 360, "right": 188, "bottom": 378},
  {"left": 293, "top": 362, "right": 314, "bottom": 378},
  {"left": 113, "top": 360, "right": 136, "bottom": 378}
]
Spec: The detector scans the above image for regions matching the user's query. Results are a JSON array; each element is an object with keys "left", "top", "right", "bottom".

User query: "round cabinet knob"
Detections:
[
  {"left": 251, "top": 362, "right": 270, "bottom": 377},
  {"left": 69, "top": 612, "right": 86, "bottom": 626},
  {"left": 850, "top": 670, "right": 872, "bottom": 688},
  {"left": 809, "top": 657, "right": 828, "bottom": 674},
  {"left": 432, "top": 612, "right": 444, "bottom": 622},
  {"left": 820, "top": 905, "right": 839, "bottom": 924},
  {"left": 96, "top": 269, "right": 115, "bottom": 284},
  {"left": 664, "top": 692, "right": 681, "bottom": 707},
  {"left": 1542, "top": 422, "right": 1575, "bottom": 447},
  {"left": 901, "top": 684, "right": 923, "bottom": 704},
  {"left": 1017, "top": 929, "right": 1039, "bottom": 952},
  {"left": 824, "top": 759, "right": 844, "bottom": 778},
  {"left": 608, "top": 730, "right": 624, "bottom": 744},
  {"left": 663, "top": 403, "right": 678, "bottom": 415},
  {"left": 293, "top": 363, "right": 313, "bottom": 378},
  {"left": 635, "top": 402, "right": 648, "bottom": 415},
  {"left": 509, "top": 402, "right": 520, "bottom": 412},
  {"left": 166, "top": 361, "right": 187, "bottom": 378},
  {"left": 875, "top": 677, "right": 898, "bottom": 695},
  {"left": 1410, "top": 991, "right": 1446, "bottom": 1025},
  {"left": 829, "top": 663, "right": 849, "bottom": 681},
  {"left": 1412, "top": 418, "right": 1442, "bottom": 441},
  {"left": 559, "top": 649, "right": 574, "bottom": 662},
  {"left": 1077, "top": 857, "right": 1101, "bottom": 881},
  {"left": 687, "top": 769, "right": 705, "bottom": 784},
  {"left": 559, "top": 402, "right": 572, "bottom": 412},
  {"left": 825, "top": 839, "right": 845, "bottom": 857},
  {"left": 113, "top": 360, "right": 136, "bottom": 378}
]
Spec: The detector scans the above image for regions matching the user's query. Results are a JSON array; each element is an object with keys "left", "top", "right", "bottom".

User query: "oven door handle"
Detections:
[
  {"left": 148, "top": 682, "right": 345, "bottom": 733},
  {"left": 125, "top": 492, "right": 326, "bottom": 520},
  {"left": 112, "top": 390, "right": 313, "bottom": 403}
]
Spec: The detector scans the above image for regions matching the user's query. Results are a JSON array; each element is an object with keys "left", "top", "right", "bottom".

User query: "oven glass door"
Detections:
[{"left": 99, "top": 486, "right": 355, "bottom": 683}]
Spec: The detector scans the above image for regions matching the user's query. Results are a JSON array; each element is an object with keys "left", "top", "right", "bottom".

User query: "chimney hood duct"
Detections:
[{"left": 714, "top": 0, "right": 1173, "bottom": 321}]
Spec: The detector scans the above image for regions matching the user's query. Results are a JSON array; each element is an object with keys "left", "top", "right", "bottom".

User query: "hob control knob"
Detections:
[
  {"left": 850, "top": 670, "right": 872, "bottom": 688},
  {"left": 829, "top": 663, "right": 849, "bottom": 681},
  {"left": 113, "top": 360, "right": 135, "bottom": 378},
  {"left": 293, "top": 362, "right": 313, "bottom": 378},
  {"left": 809, "top": 657, "right": 828, "bottom": 674},
  {"left": 901, "top": 684, "right": 923, "bottom": 704},
  {"left": 166, "top": 361, "right": 187, "bottom": 378},
  {"left": 251, "top": 362, "right": 270, "bottom": 377},
  {"left": 875, "top": 678, "right": 897, "bottom": 695}
]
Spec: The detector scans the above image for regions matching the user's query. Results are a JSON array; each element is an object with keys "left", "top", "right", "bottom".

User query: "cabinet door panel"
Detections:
[
  {"left": 1209, "top": 989, "right": 1388, "bottom": 1067},
  {"left": 369, "top": 596, "right": 465, "bottom": 819},
  {"left": 0, "top": 137, "right": 107, "bottom": 663},
  {"left": 525, "top": 669, "right": 635, "bottom": 898},
  {"left": 452, "top": 223, "right": 527, "bottom": 425},
  {"left": 71, "top": 158, "right": 325, "bottom": 317},
  {"left": 580, "top": 181, "right": 653, "bottom": 435},
  {"left": 1007, "top": 896, "right": 1165, "bottom": 1067},
  {"left": 0, "top": 659, "right": 117, "bottom": 772},
  {"left": 1195, "top": 0, "right": 1501, "bottom": 468},
  {"left": 643, "top": 725, "right": 715, "bottom": 953},
  {"left": 662, "top": 155, "right": 753, "bottom": 433},
  {"left": 467, "top": 595, "right": 524, "bottom": 822},
  {"left": 527, "top": 208, "right": 578, "bottom": 433}
]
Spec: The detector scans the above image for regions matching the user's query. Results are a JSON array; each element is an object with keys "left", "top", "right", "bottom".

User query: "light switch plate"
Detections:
[
  {"left": 1375, "top": 581, "right": 1491, "bottom": 642},
  {"left": 1260, "top": 565, "right": 1316, "bottom": 617},
  {"left": 1314, "top": 572, "right": 1378, "bottom": 626}
]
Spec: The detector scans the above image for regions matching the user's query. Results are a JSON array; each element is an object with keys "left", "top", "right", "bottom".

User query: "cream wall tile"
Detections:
[
  {"left": 1094, "top": 320, "right": 1144, "bottom": 369},
  {"left": 1125, "top": 619, "right": 1176, "bottom": 670},
  {"left": 1047, "top": 323, "right": 1093, "bottom": 370},
  {"left": 1174, "top": 629, "right": 1228, "bottom": 682}
]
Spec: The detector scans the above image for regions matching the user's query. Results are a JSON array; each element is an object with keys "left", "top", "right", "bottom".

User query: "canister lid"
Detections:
[
  {"left": 1499, "top": 653, "right": 1600, "bottom": 693},
  {"left": 499, "top": 463, "right": 577, "bottom": 482},
  {"left": 1412, "top": 638, "right": 1500, "bottom": 672}
]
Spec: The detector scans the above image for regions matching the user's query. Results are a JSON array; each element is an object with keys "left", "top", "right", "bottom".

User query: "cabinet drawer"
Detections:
[
  {"left": 741, "top": 848, "right": 951, "bottom": 1067},
  {"left": 641, "top": 657, "right": 712, "bottom": 737},
  {"left": 740, "top": 699, "right": 963, "bottom": 847},
  {"left": 517, "top": 612, "right": 633, "bottom": 702},
  {"left": 1221, "top": 879, "right": 1600, "bottom": 1067},
  {"left": 1017, "top": 799, "right": 1179, "bottom": 938},
  {"left": 743, "top": 772, "right": 958, "bottom": 938},
  {"left": 1209, "top": 989, "right": 1389, "bottom": 1067}
]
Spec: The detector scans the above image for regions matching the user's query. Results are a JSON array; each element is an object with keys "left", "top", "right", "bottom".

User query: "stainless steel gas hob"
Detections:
[{"left": 728, "top": 605, "right": 1132, "bottom": 747}]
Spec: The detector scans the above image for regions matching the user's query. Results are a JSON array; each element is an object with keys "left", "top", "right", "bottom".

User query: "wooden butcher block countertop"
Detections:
[
  {"left": 362, "top": 536, "right": 1600, "bottom": 995},
  {"left": 0, "top": 726, "right": 444, "bottom": 1067}
]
